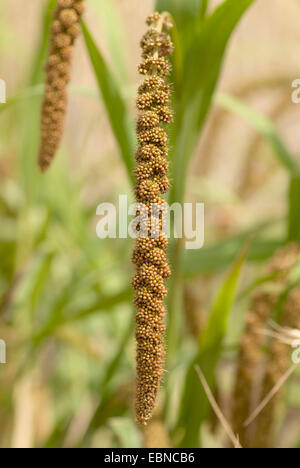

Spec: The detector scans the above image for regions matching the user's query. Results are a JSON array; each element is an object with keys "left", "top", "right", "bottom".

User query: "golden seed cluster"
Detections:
[
  {"left": 133, "top": 12, "right": 173, "bottom": 426},
  {"left": 38, "top": 0, "right": 85, "bottom": 172}
]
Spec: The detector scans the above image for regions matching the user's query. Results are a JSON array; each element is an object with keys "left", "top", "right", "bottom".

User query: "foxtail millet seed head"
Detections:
[
  {"left": 59, "top": 0, "right": 74, "bottom": 7},
  {"left": 133, "top": 12, "right": 173, "bottom": 426},
  {"left": 38, "top": 0, "right": 85, "bottom": 172}
]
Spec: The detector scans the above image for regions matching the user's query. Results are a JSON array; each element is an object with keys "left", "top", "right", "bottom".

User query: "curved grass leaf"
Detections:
[
  {"left": 216, "top": 92, "right": 300, "bottom": 175},
  {"left": 155, "top": 1, "right": 206, "bottom": 99},
  {"left": 170, "top": 0, "right": 254, "bottom": 204},
  {"left": 177, "top": 245, "right": 248, "bottom": 447},
  {"left": 183, "top": 238, "right": 283, "bottom": 276},
  {"left": 0, "top": 85, "right": 44, "bottom": 114},
  {"left": 288, "top": 176, "right": 300, "bottom": 242},
  {"left": 82, "top": 22, "right": 135, "bottom": 184},
  {"left": 155, "top": 0, "right": 204, "bottom": 57},
  {"left": 89, "top": 0, "right": 128, "bottom": 83},
  {"left": 82, "top": 317, "right": 134, "bottom": 440},
  {"left": 182, "top": 219, "right": 284, "bottom": 275},
  {"left": 0, "top": 85, "right": 101, "bottom": 115},
  {"left": 199, "top": 0, "right": 210, "bottom": 21},
  {"left": 31, "top": 287, "right": 132, "bottom": 346}
]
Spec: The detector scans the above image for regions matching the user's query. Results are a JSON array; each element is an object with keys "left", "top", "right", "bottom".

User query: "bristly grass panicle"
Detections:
[
  {"left": 252, "top": 286, "right": 300, "bottom": 448},
  {"left": 232, "top": 290, "right": 275, "bottom": 448},
  {"left": 232, "top": 243, "right": 300, "bottom": 447},
  {"left": 38, "top": 0, "right": 85, "bottom": 172},
  {"left": 132, "top": 12, "right": 173, "bottom": 426}
]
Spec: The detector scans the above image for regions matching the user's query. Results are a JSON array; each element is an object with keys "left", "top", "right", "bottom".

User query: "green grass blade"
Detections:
[
  {"left": 82, "top": 317, "right": 134, "bottom": 439},
  {"left": 216, "top": 92, "right": 300, "bottom": 175},
  {"left": 31, "top": 287, "right": 132, "bottom": 345},
  {"left": 177, "top": 245, "right": 248, "bottom": 447},
  {"left": 155, "top": 0, "right": 204, "bottom": 57},
  {"left": 89, "top": 0, "right": 128, "bottom": 83},
  {"left": 0, "top": 85, "right": 101, "bottom": 115},
  {"left": 155, "top": 1, "right": 208, "bottom": 98},
  {"left": 199, "top": 0, "right": 210, "bottom": 19},
  {"left": 288, "top": 176, "right": 300, "bottom": 242},
  {"left": 170, "top": 0, "right": 254, "bottom": 204},
  {"left": 0, "top": 85, "right": 44, "bottom": 114},
  {"left": 82, "top": 22, "right": 135, "bottom": 184},
  {"left": 182, "top": 219, "right": 283, "bottom": 275},
  {"left": 200, "top": 245, "right": 248, "bottom": 350}
]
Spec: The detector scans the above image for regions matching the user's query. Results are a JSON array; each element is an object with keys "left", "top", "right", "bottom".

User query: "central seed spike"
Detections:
[{"left": 133, "top": 12, "right": 173, "bottom": 426}]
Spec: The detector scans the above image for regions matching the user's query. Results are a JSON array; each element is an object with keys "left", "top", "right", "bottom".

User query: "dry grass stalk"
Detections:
[
  {"left": 232, "top": 290, "right": 275, "bottom": 447},
  {"left": 251, "top": 287, "right": 300, "bottom": 448},
  {"left": 38, "top": 0, "right": 85, "bottom": 171},
  {"left": 232, "top": 244, "right": 299, "bottom": 447},
  {"left": 132, "top": 12, "right": 173, "bottom": 426},
  {"left": 143, "top": 418, "right": 171, "bottom": 448},
  {"left": 244, "top": 362, "right": 298, "bottom": 428},
  {"left": 195, "top": 365, "right": 242, "bottom": 449}
]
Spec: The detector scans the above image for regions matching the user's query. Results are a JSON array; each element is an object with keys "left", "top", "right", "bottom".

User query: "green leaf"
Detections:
[
  {"left": 82, "top": 317, "right": 134, "bottom": 439},
  {"left": 155, "top": 0, "right": 204, "bottom": 56},
  {"left": 288, "top": 176, "right": 300, "bottom": 242},
  {"left": 170, "top": 0, "right": 254, "bottom": 204},
  {"left": 201, "top": 245, "right": 248, "bottom": 350},
  {"left": 216, "top": 92, "right": 300, "bottom": 175},
  {"left": 182, "top": 219, "right": 284, "bottom": 275},
  {"left": 154, "top": 1, "right": 209, "bottom": 97},
  {"left": 199, "top": 0, "right": 210, "bottom": 20},
  {"left": 31, "top": 287, "right": 132, "bottom": 345},
  {"left": 177, "top": 245, "right": 248, "bottom": 447},
  {"left": 0, "top": 85, "right": 100, "bottom": 115},
  {"left": 89, "top": 0, "right": 128, "bottom": 83},
  {"left": 0, "top": 85, "right": 43, "bottom": 114},
  {"left": 82, "top": 22, "right": 135, "bottom": 184},
  {"left": 109, "top": 418, "right": 141, "bottom": 449}
]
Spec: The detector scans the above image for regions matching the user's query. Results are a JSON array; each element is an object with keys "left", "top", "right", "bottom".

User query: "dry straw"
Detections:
[
  {"left": 132, "top": 12, "right": 173, "bottom": 426},
  {"left": 252, "top": 286, "right": 300, "bottom": 448},
  {"left": 195, "top": 366, "right": 242, "bottom": 449},
  {"left": 232, "top": 290, "right": 274, "bottom": 447},
  {"left": 231, "top": 244, "right": 299, "bottom": 447},
  {"left": 38, "top": 0, "right": 85, "bottom": 172},
  {"left": 143, "top": 419, "right": 171, "bottom": 448}
]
